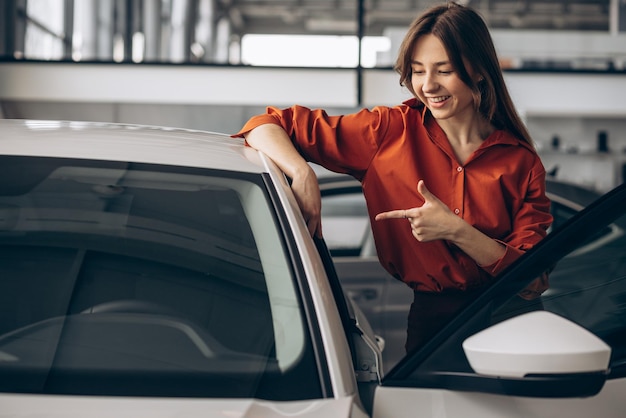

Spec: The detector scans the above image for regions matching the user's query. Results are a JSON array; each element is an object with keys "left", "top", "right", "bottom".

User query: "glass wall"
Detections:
[{"left": 1, "top": 0, "right": 624, "bottom": 69}]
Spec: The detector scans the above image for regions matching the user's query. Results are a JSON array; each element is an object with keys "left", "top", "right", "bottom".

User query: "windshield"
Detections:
[{"left": 0, "top": 156, "right": 321, "bottom": 399}]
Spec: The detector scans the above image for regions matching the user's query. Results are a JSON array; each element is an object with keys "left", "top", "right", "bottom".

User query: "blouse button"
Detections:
[
  {"left": 456, "top": 166, "right": 463, "bottom": 172},
  {"left": 454, "top": 208, "right": 460, "bottom": 215}
]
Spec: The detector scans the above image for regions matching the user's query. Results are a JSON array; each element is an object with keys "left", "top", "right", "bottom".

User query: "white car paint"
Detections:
[
  {"left": 463, "top": 311, "right": 611, "bottom": 378},
  {"left": 373, "top": 380, "right": 626, "bottom": 418},
  {"left": 0, "top": 394, "right": 359, "bottom": 418},
  {"left": 0, "top": 120, "right": 260, "bottom": 173}
]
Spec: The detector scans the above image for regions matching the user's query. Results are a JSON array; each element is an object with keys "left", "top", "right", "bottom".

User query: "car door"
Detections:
[{"left": 372, "top": 182, "right": 626, "bottom": 418}]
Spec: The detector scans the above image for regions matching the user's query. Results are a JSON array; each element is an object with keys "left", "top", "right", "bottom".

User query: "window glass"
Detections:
[
  {"left": 321, "top": 192, "right": 369, "bottom": 256},
  {"left": 0, "top": 156, "right": 320, "bottom": 399},
  {"left": 23, "top": 0, "right": 65, "bottom": 60},
  {"left": 550, "top": 200, "right": 580, "bottom": 230},
  {"left": 4, "top": 1, "right": 620, "bottom": 70}
]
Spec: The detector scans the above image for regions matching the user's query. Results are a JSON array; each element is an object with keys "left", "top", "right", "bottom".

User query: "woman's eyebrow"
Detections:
[{"left": 411, "top": 60, "right": 451, "bottom": 66}]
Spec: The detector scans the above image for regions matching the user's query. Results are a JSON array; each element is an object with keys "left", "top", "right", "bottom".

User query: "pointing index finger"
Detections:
[{"left": 375, "top": 209, "right": 408, "bottom": 221}]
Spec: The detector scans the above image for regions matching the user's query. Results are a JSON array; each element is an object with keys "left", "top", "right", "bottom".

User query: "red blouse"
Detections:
[{"left": 234, "top": 99, "right": 553, "bottom": 293}]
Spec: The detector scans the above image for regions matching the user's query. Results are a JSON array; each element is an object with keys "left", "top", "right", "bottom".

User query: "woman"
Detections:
[{"left": 233, "top": 2, "right": 553, "bottom": 352}]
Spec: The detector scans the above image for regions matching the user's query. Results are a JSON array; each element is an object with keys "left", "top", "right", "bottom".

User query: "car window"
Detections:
[
  {"left": 0, "top": 156, "right": 321, "bottom": 399},
  {"left": 550, "top": 200, "right": 580, "bottom": 230},
  {"left": 321, "top": 191, "right": 369, "bottom": 257}
]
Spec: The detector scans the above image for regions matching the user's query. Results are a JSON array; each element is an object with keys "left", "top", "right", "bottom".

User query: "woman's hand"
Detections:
[
  {"left": 375, "top": 180, "right": 505, "bottom": 266},
  {"left": 375, "top": 180, "right": 461, "bottom": 242},
  {"left": 291, "top": 165, "right": 323, "bottom": 238},
  {"left": 244, "top": 124, "right": 323, "bottom": 238}
]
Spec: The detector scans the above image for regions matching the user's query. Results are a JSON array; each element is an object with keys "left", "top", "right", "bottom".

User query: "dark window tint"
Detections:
[{"left": 0, "top": 156, "right": 320, "bottom": 399}]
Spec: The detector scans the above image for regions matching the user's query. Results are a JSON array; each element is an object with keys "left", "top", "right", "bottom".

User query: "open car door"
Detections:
[{"left": 373, "top": 182, "right": 626, "bottom": 418}]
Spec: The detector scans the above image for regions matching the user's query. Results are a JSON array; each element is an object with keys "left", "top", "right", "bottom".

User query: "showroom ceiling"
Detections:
[{"left": 223, "top": 0, "right": 611, "bottom": 35}]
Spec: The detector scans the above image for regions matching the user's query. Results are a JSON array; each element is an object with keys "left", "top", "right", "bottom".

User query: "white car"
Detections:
[{"left": 0, "top": 119, "right": 625, "bottom": 418}]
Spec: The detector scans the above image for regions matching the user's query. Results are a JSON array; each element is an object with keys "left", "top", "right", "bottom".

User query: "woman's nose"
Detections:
[{"left": 422, "top": 74, "right": 438, "bottom": 92}]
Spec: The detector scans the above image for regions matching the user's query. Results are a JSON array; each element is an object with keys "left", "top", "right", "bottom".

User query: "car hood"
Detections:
[{"left": 0, "top": 394, "right": 356, "bottom": 417}]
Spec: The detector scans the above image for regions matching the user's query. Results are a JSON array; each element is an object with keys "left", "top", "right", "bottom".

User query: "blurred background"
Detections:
[{"left": 1, "top": 0, "right": 625, "bottom": 191}]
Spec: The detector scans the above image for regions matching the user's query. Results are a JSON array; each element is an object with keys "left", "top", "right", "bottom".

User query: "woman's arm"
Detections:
[{"left": 244, "top": 124, "right": 323, "bottom": 238}]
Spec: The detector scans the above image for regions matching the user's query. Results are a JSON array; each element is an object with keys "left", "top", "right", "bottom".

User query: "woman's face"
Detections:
[{"left": 410, "top": 34, "right": 478, "bottom": 123}]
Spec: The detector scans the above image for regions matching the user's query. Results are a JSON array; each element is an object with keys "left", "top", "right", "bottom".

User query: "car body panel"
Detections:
[
  {"left": 0, "top": 394, "right": 359, "bottom": 418},
  {"left": 373, "top": 379, "right": 626, "bottom": 418}
]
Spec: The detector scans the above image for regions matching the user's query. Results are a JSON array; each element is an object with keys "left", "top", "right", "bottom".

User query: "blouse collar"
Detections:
[{"left": 402, "top": 97, "right": 529, "bottom": 149}]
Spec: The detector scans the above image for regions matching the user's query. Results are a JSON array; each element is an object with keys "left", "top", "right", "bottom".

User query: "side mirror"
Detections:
[{"left": 462, "top": 311, "right": 611, "bottom": 397}]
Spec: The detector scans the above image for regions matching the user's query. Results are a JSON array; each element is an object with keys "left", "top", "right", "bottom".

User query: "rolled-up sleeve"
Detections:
[
  {"left": 233, "top": 105, "right": 387, "bottom": 176},
  {"left": 482, "top": 159, "right": 553, "bottom": 277},
  {"left": 232, "top": 113, "right": 284, "bottom": 138}
]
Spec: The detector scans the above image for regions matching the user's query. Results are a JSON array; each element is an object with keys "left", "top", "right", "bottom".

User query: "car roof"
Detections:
[{"left": 0, "top": 119, "right": 265, "bottom": 174}]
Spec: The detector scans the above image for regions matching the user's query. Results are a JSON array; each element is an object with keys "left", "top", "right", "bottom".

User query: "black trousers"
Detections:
[
  {"left": 405, "top": 288, "right": 544, "bottom": 353},
  {"left": 405, "top": 288, "right": 484, "bottom": 353}
]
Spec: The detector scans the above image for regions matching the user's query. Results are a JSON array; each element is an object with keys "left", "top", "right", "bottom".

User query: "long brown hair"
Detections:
[{"left": 395, "top": 2, "right": 533, "bottom": 146}]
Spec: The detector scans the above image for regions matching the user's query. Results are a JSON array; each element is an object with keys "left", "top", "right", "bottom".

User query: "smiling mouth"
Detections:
[{"left": 429, "top": 96, "right": 450, "bottom": 103}]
